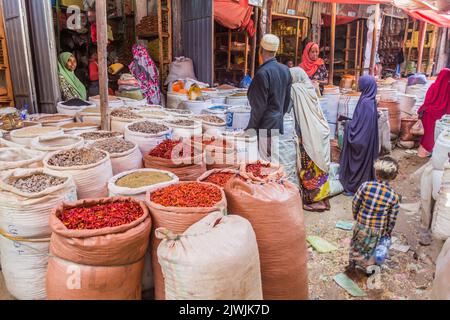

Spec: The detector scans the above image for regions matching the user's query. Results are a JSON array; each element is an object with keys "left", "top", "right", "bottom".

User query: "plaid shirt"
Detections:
[{"left": 352, "top": 180, "right": 400, "bottom": 235}]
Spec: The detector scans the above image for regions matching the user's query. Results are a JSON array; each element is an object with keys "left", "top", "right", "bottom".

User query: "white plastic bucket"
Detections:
[
  {"left": 226, "top": 95, "right": 249, "bottom": 106},
  {"left": 226, "top": 106, "right": 251, "bottom": 130}
]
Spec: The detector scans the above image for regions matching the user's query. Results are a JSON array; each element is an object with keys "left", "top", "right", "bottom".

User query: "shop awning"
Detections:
[
  {"left": 310, "top": 0, "right": 392, "bottom": 4},
  {"left": 402, "top": 9, "right": 450, "bottom": 27}
]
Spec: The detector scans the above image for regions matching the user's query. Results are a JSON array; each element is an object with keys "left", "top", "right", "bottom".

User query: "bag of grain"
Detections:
[
  {"left": 46, "top": 197, "right": 151, "bottom": 300},
  {"left": 10, "top": 127, "right": 64, "bottom": 147},
  {"left": 194, "top": 115, "right": 226, "bottom": 136},
  {"left": 0, "top": 168, "right": 77, "bottom": 300},
  {"left": 60, "top": 122, "right": 100, "bottom": 136},
  {"left": 143, "top": 139, "right": 206, "bottom": 181},
  {"left": 92, "top": 138, "right": 143, "bottom": 175},
  {"left": 31, "top": 135, "right": 84, "bottom": 154},
  {"left": 146, "top": 182, "right": 227, "bottom": 300},
  {"left": 431, "top": 165, "right": 450, "bottom": 240},
  {"left": 34, "top": 114, "right": 74, "bottom": 127},
  {"left": 194, "top": 136, "right": 238, "bottom": 170},
  {"left": 0, "top": 148, "right": 46, "bottom": 171},
  {"left": 124, "top": 120, "right": 172, "bottom": 155},
  {"left": 110, "top": 108, "right": 144, "bottom": 134},
  {"left": 197, "top": 168, "right": 240, "bottom": 189},
  {"left": 224, "top": 178, "right": 309, "bottom": 300},
  {"left": 156, "top": 212, "right": 263, "bottom": 300},
  {"left": 164, "top": 119, "right": 202, "bottom": 139},
  {"left": 43, "top": 147, "right": 113, "bottom": 199},
  {"left": 240, "top": 160, "right": 286, "bottom": 183},
  {"left": 78, "top": 131, "right": 123, "bottom": 143},
  {"left": 431, "top": 237, "right": 450, "bottom": 299},
  {"left": 75, "top": 107, "right": 101, "bottom": 125}
]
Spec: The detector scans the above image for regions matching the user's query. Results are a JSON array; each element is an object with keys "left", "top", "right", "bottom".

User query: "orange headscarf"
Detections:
[{"left": 300, "top": 42, "right": 325, "bottom": 78}]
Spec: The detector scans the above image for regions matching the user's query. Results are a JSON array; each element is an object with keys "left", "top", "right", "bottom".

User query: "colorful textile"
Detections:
[
  {"left": 129, "top": 44, "right": 161, "bottom": 105},
  {"left": 299, "top": 42, "right": 325, "bottom": 79},
  {"left": 311, "top": 64, "right": 329, "bottom": 82},
  {"left": 339, "top": 75, "right": 379, "bottom": 194},
  {"left": 349, "top": 223, "right": 383, "bottom": 268},
  {"left": 89, "top": 60, "right": 98, "bottom": 82},
  {"left": 58, "top": 52, "right": 87, "bottom": 100},
  {"left": 352, "top": 180, "right": 400, "bottom": 235},
  {"left": 214, "top": 0, "right": 255, "bottom": 37},
  {"left": 299, "top": 142, "right": 330, "bottom": 204},
  {"left": 418, "top": 68, "right": 450, "bottom": 153}
]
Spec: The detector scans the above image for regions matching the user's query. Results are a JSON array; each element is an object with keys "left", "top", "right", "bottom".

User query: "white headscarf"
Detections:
[{"left": 290, "top": 67, "right": 331, "bottom": 172}]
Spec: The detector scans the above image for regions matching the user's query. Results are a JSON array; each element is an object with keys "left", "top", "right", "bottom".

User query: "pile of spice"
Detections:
[
  {"left": 202, "top": 172, "right": 236, "bottom": 188},
  {"left": 246, "top": 161, "right": 272, "bottom": 178},
  {"left": 38, "top": 115, "right": 73, "bottom": 122},
  {"left": 80, "top": 131, "right": 122, "bottom": 140},
  {"left": 111, "top": 108, "right": 142, "bottom": 120},
  {"left": 92, "top": 138, "right": 135, "bottom": 154},
  {"left": 12, "top": 127, "right": 61, "bottom": 138},
  {"left": 150, "top": 183, "right": 222, "bottom": 208},
  {"left": 128, "top": 121, "right": 169, "bottom": 134},
  {"left": 61, "top": 123, "right": 98, "bottom": 129},
  {"left": 167, "top": 119, "right": 195, "bottom": 127},
  {"left": 62, "top": 98, "right": 92, "bottom": 106},
  {"left": 59, "top": 200, "right": 144, "bottom": 230},
  {"left": 166, "top": 109, "right": 192, "bottom": 115},
  {"left": 194, "top": 115, "right": 225, "bottom": 124},
  {"left": 47, "top": 148, "right": 106, "bottom": 167},
  {"left": 8, "top": 173, "right": 67, "bottom": 193},
  {"left": 81, "top": 107, "right": 100, "bottom": 113},
  {"left": 116, "top": 171, "right": 173, "bottom": 189},
  {"left": 149, "top": 139, "right": 196, "bottom": 159},
  {"left": 139, "top": 110, "right": 168, "bottom": 117}
]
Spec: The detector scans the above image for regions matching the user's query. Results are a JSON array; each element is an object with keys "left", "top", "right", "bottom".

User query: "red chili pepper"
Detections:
[
  {"left": 246, "top": 161, "right": 271, "bottom": 178},
  {"left": 59, "top": 201, "right": 144, "bottom": 230},
  {"left": 203, "top": 172, "right": 235, "bottom": 188},
  {"left": 150, "top": 183, "right": 222, "bottom": 207},
  {"left": 150, "top": 139, "right": 197, "bottom": 159}
]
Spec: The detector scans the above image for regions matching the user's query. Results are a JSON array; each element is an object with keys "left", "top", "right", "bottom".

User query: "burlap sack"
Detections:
[
  {"left": 224, "top": 178, "right": 309, "bottom": 300},
  {"left": 145, "top": 182, "right": 227, "bottom": 300}
]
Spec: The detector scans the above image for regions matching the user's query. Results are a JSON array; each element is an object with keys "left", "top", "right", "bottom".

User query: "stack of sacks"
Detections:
[{"left": 118, "top": 74, "right": 144, "bottom": 101}]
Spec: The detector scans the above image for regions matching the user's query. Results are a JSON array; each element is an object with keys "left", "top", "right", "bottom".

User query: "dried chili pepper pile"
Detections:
[
  {"left": 150, "top": 183, "right": 222, "bottom": 207},
  {"left": 203, "top": 172, "right": 236, "bottom": 188},
  {"left": 149, "top": 139, "right": 196, "bottom": 159},
  {"left": 246, "top": 161, "right": 272, "bottom": 178},
  {"left": 59, "top": 201, "right": 144, "bottom": 230}
]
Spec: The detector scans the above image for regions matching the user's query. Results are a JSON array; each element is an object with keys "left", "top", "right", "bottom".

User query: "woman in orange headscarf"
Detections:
[{"left": 300, "top": 42, "right": 329, "bottom": 86}]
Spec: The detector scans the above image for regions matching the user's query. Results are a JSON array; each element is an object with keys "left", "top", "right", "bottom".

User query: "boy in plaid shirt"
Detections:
[{"left": 347, "top": 156, "right": 400, "bottom": 273}]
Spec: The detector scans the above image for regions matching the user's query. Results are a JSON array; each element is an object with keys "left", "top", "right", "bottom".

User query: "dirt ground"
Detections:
[
  {"left": 306, "top": 148, "right": 443, "bottom": 300},
  {"left": 0, "top": 149, "right": 444, "bottom": 300}
]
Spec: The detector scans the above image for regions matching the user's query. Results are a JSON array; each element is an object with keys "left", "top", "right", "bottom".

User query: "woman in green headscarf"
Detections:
[{"left": 58, "top": 52, "right": 87, "bottom": 101}]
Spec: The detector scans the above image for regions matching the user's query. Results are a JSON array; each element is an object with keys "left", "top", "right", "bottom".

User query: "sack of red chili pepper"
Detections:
[
  {"left": 145, "top": 182, "right": 227, "bottom": 300},
  {"left": 202, "top": 136, "right": 239, "bottom": 170},
  {"left": 143, "top": 139, "right": 206, "bottom": 181},
  {"left": 46, "top": 197, "right": 151, "bottom": 300},
  {"left": 224, "top": 179, "right": 309, "bottom": 300},
  {"left": 239, "top": 160, "right": 286, "bottom": 183},
  {"left": 197, "top": 169, "right": 240, "bottom": 188},
  {"left": 156, "top": 211, "right": 263, "bottom": 300}
]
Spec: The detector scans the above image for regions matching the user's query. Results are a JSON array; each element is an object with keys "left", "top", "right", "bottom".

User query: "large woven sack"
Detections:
[
  {"left": 239, "top": 161, "right": 286, "bottom": 183},
  {"left": 197, "top": 168, "right": 239, "bottom": 188},
  {"left": 431, "top": 166, "right": 450, "bottom": 240},
  {"left": 143, "top": 152, "right": 207, "bottom": 182},
  {"left": 156, "top": 212, "right": 263, "bottom": 300},
  {"left": 165, "top": 57, "right": 197, "bottom": 85},
  {"left": 0, "top": 168, "right": 77, "bottom": 300},
  {"left": 106, "top": 143, "right": 143, "bottom": 175},
  {"left": 204, "top": 138, "right": 239, "bottom": 170},
  {"left": 46, "top": 197, "right": 151, "bottom": 300},
  {"left": 224, "top": 179, "right": 309, "bottom": 300},
  {"left": 145, "top": 182, "right": 227, "bottom": 300},
  {"left": 43, "top": 149, "right": 113, "bottom": 199},
  {"left": 0, "top": 148, "right": 45, "bottom": 171},
  {"left": 124, "top": 121, "right": 172, "bottom": 155},
  {"left": 110, "top": 115, "right": 143, "bottom": 134},
  {"left": 432, "top": 238, "right": 450, "bottom": 299},
  {"left": 30, "top": 135, "right": 84, "bottom": 154}
]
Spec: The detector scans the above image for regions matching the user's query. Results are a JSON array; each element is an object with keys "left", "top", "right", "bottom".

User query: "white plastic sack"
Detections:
[
  {"left": 30, "top": 135, "right": 84, "bottom": 154},
  {"left": 432, "top": 238, "right": 450, "bottom": 299},
  {"left": 0, "top": 237, "right": 49, "bottom": 300},
  {"left": 124, "top": 122, "right": 172, "bottom": 155},
  {"left": 0, "top": 148, "right": 45, "bottom": 171},
  {"left": 329, "top": 162, "right": 344, "bottom": 197},
  {"left": 108, "top": 169, "right": 179, "bottom": 201},
  {"left": 278, "top": 136, "right": 299, "bottom": 187},
  {"left": 431, "top": 167, "right": 450, "bottom": 240},
  {"left": 43, "top": 150, "right": 113, "bottom": 199},
  {"left": 107, "top": 143, "right": 143, "bottom": 175},
  {"left": 378, "top": 109, "right": 391, "bottom": 154},
  {"left": 432, "top": 169, "right": 444, "bottom": 201},
  {"left": 156, "top": 212, "right": 263, "bottom": 300},
  {"left": 165, "top": 57, "right": 197, "bottom": 86},
  {"left": 420, "top": 162, "right": 435, "bottom": 229}
]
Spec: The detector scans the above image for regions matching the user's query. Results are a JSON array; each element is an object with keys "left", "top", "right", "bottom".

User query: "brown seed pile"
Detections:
[
  {"left": 8, "top": 173, "right": 67, "bottom": 193},
  {"left": 195, "top": 115, "right": 225, "bottom": 124},
  {"left": 111, "top": 108, "right": 143, "bottom": 120},
  {"left": 168, "top": 120, "right": 195, "bottom": 127},
  {"left": 166, "top": 109, "right": 192, "bottom": 115},
  {"left": 93, "top": 138, "right": 135, "bottom": 154},
  {"left": 80, "top": 131, "right": 122, "bottom": 140},
  {"left": 47, "top": 148, "right": 106, "bottom": 167},
  {"left": 61, "top": 122, "right": 99, "bottom": 129},
  {"left": 128, "top": 121, "right": 169, "bottom": 134},
  {"left": 38, "top": 115, "right": 73, "bottom": 122}
]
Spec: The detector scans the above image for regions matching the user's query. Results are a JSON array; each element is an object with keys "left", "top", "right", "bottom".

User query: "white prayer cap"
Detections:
[{"left": 260, "top": 34, "right": 280, "bottom": 52}]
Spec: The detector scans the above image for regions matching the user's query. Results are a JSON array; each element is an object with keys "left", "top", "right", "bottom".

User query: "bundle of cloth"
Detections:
[
  {"left": 117, "top": 73, "right": 144, "bottom": 101},
  {"left": 214, "top": 0, "right": 255, "bottom": 37}
]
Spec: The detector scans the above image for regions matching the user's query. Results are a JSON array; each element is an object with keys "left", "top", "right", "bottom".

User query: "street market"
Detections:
[{"left": 0, "top": 0, "right": 450, "bottom": 302}]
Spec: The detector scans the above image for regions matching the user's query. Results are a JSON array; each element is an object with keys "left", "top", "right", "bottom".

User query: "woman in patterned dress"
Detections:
[{"left": 290, "top": 67, "right": 332, "bottom": 212}]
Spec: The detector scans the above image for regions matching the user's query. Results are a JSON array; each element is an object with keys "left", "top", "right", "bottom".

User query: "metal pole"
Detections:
[
  {"left": 329, "top": 3, "right": 336, "bottom": 85},
  {"left": 96, "top": 0, "right": 110, "bottom": 130}
]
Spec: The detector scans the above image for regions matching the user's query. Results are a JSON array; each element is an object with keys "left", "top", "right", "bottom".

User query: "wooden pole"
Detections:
[
  {"left": 369, "top": 4, "right": 380, "bottom": 76},
  {"left": 426, "top": 25, "right": 438, "bottom": 75},
  {"left": 329, "top": 3, "right": 336, "bottom": 85},
  {"left": 294, "top": 18, "right": 300, "bottom": 66},
  {"left": 96, "top": 0, "right": 109, "bottom": 131},
  {"left": 251, "top": 7, "right": 259, "bottom": 78},
  {"left": 355, "top": 20, "right": 360, "bottom": 86},
  {"left": 417, "top": 21, "right": 427, "bottom": 73}
]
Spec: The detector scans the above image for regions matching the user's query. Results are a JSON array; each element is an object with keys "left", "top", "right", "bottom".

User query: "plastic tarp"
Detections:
[
  {"left": 214, "top": 0, "right": 256, "bottom": 37},
  {"left": 402, "top": 9, "right": 450, "bottom": 27},
  {"left": 310, "top": 0, "right": 392, "bottom": 4}
]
